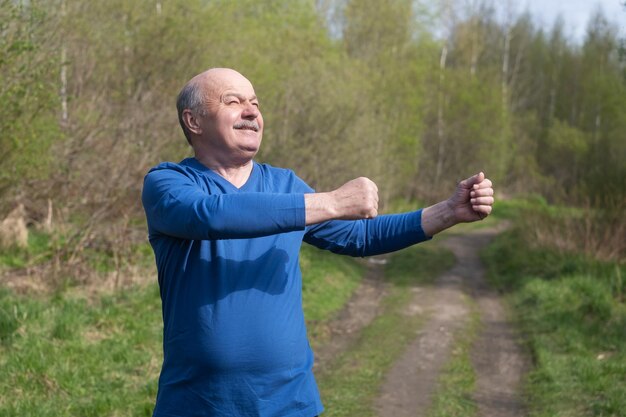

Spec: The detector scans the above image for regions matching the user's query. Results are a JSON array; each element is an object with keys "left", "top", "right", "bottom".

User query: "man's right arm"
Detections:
[
  {"left": 142, "top": 168, "right": 380, "bottom": 241},
  {"left": 142, "top": 169, "right": 306, "bottom": 240}
]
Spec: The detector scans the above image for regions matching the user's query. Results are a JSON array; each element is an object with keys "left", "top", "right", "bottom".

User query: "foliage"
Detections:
[
  {"left": 0, "top": 0, "right": 61, "bottom": 205},
  {"left": 0, "top": 0, "right": 624, "bottom": 279}
]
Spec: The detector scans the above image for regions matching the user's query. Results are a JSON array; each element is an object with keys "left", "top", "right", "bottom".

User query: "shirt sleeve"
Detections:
[
  {"left": 303, "top": 210, "right": 431, "bottom": 257},
  {"left": 142, "top": 167, "right": 306, "bottom": 240}
]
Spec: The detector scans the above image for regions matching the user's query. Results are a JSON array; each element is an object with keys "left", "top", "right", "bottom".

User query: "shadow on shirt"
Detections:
[{"left": 196, "top": 247, "right": 292, "bottom": 305}]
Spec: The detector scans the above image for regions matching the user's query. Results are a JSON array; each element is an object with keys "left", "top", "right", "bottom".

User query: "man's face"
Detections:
[{"left": 196, "top": 70, "right": 264, "bottom": 162}]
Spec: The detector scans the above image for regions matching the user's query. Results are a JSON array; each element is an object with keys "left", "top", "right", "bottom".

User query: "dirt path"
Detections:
[
  {"left": 374, "top": 270, "right": 469, "bottom": 417},
  {"left": 374, "top": 232, "right": 474, "bottom": 417},
  {"left": 313, "top": 225, "right": 529, "bottom": 416},
  {"left": 375, "top": 225, "right": 529, "bottom": 417}
]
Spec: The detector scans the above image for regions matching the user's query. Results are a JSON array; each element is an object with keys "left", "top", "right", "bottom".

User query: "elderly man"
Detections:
[{"left": 142, "top": 68, "right": 494, "bottom": 417}]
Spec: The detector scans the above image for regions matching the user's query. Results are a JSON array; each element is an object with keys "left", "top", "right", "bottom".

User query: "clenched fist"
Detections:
[
  {"left": 330, "top": 177, "right": 379, "bottom": 220},
  {"left": 304, "top": 177, "right": 379, "bottom": 225},
  {"left": 448, "top": 172, "right": 494, "bottom": 223},
  {"left": 422, "top": 172, "right": 495, "bottom": 236}
]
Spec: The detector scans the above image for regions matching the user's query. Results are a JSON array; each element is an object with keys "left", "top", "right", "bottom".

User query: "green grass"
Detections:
[
  {"left": 0, "top": 227, "right": 155, "bottom": 278},
  {"left": 483, "top": 228, "right": 626, "bottom": 417},
  {"left": 300, "top": 244, "right": 364, "bottom": 323},
  {"left": 300, "top": 244, "right": 365, "bottom": 348},
  {"left": 383, "top": 243, "right": 455, "bottom": 287},
  {"left": 0, "top": 229, "right": 53, "bottom": 269},
  {"left": 0, "top": 244, "right": 366, "bottom": 416},
  {"left": 0, "top": 285, "right": 162, "bottom": 416},
  {"left": 316, "top": 243, "right": 455, "bottom": 417},
  {"left": 427, "top": 297, "right": 480, "bottom": 417},
  {"left": 489, "top": 196, "right": 582, "bottom": 221},
  {"left": 482, "top": 229, "right": 624, "bottom": 294}
]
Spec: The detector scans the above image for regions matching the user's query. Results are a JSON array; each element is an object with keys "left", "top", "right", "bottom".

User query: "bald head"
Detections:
[{"left": 177, "top": 68, "right": 255, "bottom": 144}]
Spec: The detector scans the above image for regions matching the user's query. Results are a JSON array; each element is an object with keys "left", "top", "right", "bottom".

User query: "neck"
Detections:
[{"left": 195, "top": 154, "right": 254, "bottom": 188}]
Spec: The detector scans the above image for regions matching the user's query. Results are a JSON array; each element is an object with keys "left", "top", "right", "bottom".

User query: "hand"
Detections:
[
  {"left": 304, "top": 177, "right": 378, "bottom": 225},
  {"left": 447, "top": 172, "right": 494, "bottom": 223},
  {"left": 330, "top": 177, "right": 379, "bottom": 220}
]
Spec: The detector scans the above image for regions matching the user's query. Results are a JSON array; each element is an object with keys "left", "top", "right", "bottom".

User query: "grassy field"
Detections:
[
  {"left": 0, "top": 235, "right": 454, "bottom": 416},
  {"left": 482, "top": 226, "right": 626, "bottom": 417},
  {"left": 0, "top": 240, "right": 371, "bottom": 416},
  {"left": 0, "top": 284, "right": 162, "bottom": 416},
  {"left": 8, "top": 198, "right": 620, "bottom": 416}
]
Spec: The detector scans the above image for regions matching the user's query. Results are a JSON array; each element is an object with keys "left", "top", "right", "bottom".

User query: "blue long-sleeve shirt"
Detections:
[{"left": 142, "top": 158, "right": 431, "bottom": 417}]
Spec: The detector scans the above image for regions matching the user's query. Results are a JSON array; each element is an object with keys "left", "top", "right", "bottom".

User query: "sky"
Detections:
[{"left": 516, "top": 0, "right": 625, "bottom": 43}]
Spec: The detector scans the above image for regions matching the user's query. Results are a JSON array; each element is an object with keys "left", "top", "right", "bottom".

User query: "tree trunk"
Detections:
[
  {"left": 60, "top": 0, "right": 68, "bottom": 124},
  {"left": 435, "top": 43, "right": 448, "bottom": 188}
]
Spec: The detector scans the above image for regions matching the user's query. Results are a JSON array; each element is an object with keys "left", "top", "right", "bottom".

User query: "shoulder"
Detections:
[
  {"left": 142, "top": 159, "right": 209, "bottom": 201},
  {"left": 254, "top": 162, "right": 314, "bottom": 193},
  {"left": 145, "top": 158, "right": 204, "bottom": 184}
]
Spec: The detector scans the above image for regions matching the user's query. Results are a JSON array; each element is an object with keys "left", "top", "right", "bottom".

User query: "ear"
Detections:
[{"left": 182, "top": 109, "right": 202, "bottom": 135}]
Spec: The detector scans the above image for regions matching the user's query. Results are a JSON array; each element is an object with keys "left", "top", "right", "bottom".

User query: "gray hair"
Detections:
[{"left": 176, "top": 80, "right": 207, "bottom": 144}]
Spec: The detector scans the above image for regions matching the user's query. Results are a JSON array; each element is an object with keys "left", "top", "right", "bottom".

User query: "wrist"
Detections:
[
  {"left": 304, "top": 192, "right": 337, "bottom": 225},
  {"left": 422, "top": 200, "right": 457, "bottom": 237},
  {"left": 325, "top": 190, "right": 340, "bottom": 218}
]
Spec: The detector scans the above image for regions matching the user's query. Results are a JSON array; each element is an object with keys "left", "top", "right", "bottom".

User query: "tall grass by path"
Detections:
[{"left": 483, "top": 227, "right": 626, "bottom": 417}]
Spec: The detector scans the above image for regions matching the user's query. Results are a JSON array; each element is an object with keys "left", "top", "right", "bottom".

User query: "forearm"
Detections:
[
  {"left": 421, "top": 200, "right": 457, "bottom": 237},
  {"left": 304, "top": 210, "right": 431, "bottom": 257},
  {"left": 304, "top": 192, "right": 338, "bottom": 225}
]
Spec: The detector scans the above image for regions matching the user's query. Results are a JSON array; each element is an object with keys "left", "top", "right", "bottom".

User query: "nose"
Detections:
[{"left": 242, "top": 101, "right": 260, "bottom": 119}]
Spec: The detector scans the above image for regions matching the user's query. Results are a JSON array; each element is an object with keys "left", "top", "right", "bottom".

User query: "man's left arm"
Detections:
[{"left": 303, "top": 172, "right": 494, "bottom": 257}]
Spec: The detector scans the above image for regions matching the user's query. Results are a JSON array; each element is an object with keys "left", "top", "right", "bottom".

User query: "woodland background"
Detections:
[{"left": 1, "top": 0, "right": 625, "bottom": 287}]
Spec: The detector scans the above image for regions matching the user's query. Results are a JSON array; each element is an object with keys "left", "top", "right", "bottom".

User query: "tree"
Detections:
[{"left": 0, "top": 0, "right": 61, "bottom": 212}]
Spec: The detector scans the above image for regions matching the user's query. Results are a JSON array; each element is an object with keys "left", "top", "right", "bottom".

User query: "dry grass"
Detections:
[
  {"left": 0, "top": 204, "right": 28, "bottom": 249},
  {"left": 518, "top": 201, "right": 625, "bottom": 263}
]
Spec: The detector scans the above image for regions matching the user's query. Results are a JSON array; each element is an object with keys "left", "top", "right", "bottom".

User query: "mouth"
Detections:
[{"left": 233, "top": 121, "right": 259, "bottom": 132}]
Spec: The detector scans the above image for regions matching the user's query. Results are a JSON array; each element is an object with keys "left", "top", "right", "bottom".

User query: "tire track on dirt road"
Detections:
[{"left": 465, "top": 229, "right": 530, "bottom": 417}]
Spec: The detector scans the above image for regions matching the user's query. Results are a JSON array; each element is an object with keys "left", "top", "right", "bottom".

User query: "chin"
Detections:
[
  {"left": 237, "top": 143, "right": 261, "bottom": 160},
  {"left": 241, "top": 138, "right": 262, "bottom": 153}
]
